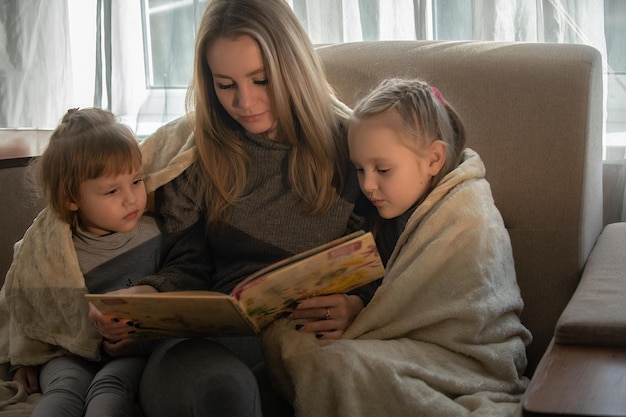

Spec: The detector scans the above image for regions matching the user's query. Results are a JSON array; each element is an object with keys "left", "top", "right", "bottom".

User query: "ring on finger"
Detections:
[{"left": 325, "top": 308, "right": 331, "bottom": 320}]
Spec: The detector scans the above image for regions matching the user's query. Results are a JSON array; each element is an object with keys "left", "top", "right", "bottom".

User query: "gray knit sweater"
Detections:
[{"left": 139, "top": 132, "right": 374, "bottom": 300}]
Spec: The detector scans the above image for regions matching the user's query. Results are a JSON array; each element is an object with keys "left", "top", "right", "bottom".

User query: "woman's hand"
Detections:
[
  {"left": 88, "top": 285, "right": 157, "bottom": 340},
  {"left": 102, "top": 339, "right": 141, "bottom": 358},
  {"left": 289, "top": 293, "right": 364, "bottom": 339},
  {"left": 88, "top": 301, "right": 137, "bottom": 341},
  {"left": 13, "top": 366, "right": 40, "bottom": 394}
]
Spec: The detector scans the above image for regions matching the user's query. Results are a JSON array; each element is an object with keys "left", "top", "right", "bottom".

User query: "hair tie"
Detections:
[
  {"left": 61, "top": 107, "right": 80, "bottom": 124},
  {"left": 431, "top": 87, "right": 446, "bottom": 106}
]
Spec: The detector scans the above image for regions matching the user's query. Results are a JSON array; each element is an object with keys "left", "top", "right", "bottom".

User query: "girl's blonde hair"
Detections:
[
  {"left": 187, "top": 0, "right": 350, "bottom": 224},
  {"left": 33, "top": 108, "right": 142, "bottom": 231},
  {"left": 351, "top": 78, "right": 466, "bottom": 187}
]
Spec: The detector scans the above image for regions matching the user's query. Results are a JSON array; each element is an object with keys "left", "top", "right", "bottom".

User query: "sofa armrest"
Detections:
[
  {"left": 554, "top": 222, "right": 626, "bottom": 346},
  {"left": 522, "top": 341, "right": 626, "bottom": 416},
  {"left": 518, "top": 222, "right": 626, "bottom": 416}
]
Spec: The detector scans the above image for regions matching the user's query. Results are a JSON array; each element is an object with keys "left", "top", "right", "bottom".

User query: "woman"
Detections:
[{"left": 90, "top": 0, "right": 377, "bottom": 416}]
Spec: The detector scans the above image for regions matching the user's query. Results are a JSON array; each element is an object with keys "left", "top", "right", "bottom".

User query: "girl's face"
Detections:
[
  {"left": 207, "top": 35, "right": 276, "bottom": 140},
  {"left": 68, "top": 167, "right": 147, "bottom": 236},
  {"left": 348, "top": 111, "right": 444, "bottom": 219}
]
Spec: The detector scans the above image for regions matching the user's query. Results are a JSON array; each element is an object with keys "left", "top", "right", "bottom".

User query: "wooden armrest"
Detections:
[{"left": 522, "top": 340, "right": 626, "bottom": 416}]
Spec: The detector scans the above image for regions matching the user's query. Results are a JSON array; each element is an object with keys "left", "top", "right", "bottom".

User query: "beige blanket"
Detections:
[
  {"left": 263, "top": 149, "right": 532, "bottom": 417},
  {"left": 0, "top": 381, "right": 40, "bottom": 416}
]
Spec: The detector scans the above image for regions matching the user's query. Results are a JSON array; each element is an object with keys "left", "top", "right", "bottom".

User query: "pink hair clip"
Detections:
[{"left": 431, "top": 87, "right": 446, "bottom": 106}]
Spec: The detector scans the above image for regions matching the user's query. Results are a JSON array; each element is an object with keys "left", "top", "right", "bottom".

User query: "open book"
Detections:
[{"left": 85, "top": 230, "right": 384, "bottom": 338}]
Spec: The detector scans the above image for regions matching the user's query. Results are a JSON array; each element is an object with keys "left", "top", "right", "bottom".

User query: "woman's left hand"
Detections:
[
  {"left": 88, "top": 302, "right": 138, "bottom": 341},
  {"left": 289, "top": 293, "right": 363, "bottom": 339},
  {"left": 88, "top": 285, "right": 156, "bottom": 340},
  {"left": 102, "top": 338, "right": 141, "bottom": 358}
]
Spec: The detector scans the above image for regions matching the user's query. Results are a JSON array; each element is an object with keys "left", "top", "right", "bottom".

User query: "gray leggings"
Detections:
[{"left": 32, "top": 355, "right": 146, "bottom": 417}]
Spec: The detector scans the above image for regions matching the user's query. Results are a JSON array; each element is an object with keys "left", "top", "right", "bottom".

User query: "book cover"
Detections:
[{"left": 85, "top": 230, "right": 384, "bottom": 338}]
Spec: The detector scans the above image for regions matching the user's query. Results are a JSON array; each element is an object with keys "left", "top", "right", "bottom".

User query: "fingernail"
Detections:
[
  {"left": 126, "top": 321, "right": 135, "bottom": 327},
  {"left": 276, "top": 311, "right": 292, "bottom": 319},
  {"left": 315, "top": 333, "right": 324, "bottom": 339},
  {"left": 295, "top": 324, "right": 304, "bottom": 331},
  {"left": 111, "top": 317, "right": 120, "bottom": 323}
]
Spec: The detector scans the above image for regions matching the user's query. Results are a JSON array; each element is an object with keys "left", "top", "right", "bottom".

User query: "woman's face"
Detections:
[{"left": 207, "top": 35, "right": 276, "bottom": 139}]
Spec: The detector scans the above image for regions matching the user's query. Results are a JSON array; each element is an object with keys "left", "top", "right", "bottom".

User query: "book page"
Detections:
[
  {"left": 85, "top": 292, "right": 258, "bottom": 337},
  {"left": 234, "top": 231, "right": 384, "bottom": 330},
  {"left": 233, "top": 230, "right": 366, "bottom": 291}
]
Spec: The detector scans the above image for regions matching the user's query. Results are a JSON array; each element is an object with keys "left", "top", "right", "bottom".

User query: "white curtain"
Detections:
[
  {"left": 0, "top": 1, "right": 72, "bottom": 128},
  {"left": 286, "top": 0, "right": 606, "bottom": 47},
  {"left": 0, "top": 0, "right": 610, "bottom": 129},
  {"left": 0, "top": 0, "right": 144, "bottom": 129}
]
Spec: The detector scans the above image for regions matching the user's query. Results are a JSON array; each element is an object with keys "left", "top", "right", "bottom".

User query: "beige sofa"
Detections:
[{"left": 2, "top": 41, "right": 625, "bottom": 415}]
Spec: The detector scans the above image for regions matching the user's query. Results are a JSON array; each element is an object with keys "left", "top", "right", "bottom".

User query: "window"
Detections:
[
  {"left": 141, "top": 0, "right": 625, "bottom": 150},
  {"left": 137, "top": 0, "right": 209, "bottom": 136},
  {"left": 1, "top": 0, "right": 623, "bottom": 156},
  {"left": 142, "top": 0, "right": 206, "bottom": 89}
]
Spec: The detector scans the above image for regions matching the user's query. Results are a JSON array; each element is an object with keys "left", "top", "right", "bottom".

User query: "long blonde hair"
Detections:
[{"left": 187, "top": 0, "right": 350, "bottom": 224}]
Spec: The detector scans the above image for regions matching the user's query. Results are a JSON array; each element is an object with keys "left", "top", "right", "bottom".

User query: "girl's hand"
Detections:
[
  {"left": 289, "top": 293, "right": 364, "bottom": 339},
  {"left": 13, "top": 366, "right": 40, "bottom": 394}
]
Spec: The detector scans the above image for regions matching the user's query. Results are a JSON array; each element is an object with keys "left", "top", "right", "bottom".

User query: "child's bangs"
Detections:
[
  {"left": 98, "top": 148, "right": 142, "bottom": 178},
  {"left": 86, "top": 126, "right": 142, "bottom": 179}
]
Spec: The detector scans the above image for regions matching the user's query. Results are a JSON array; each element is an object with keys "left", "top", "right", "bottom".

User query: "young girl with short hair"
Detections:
[{"left": 1, "top": 108, "right": 161, "bottom": 417}]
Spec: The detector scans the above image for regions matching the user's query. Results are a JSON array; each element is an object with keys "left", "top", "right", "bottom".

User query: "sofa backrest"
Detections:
[
  {"left": 317, "top": 41, "right": 604, "bottom": 376},
  {"left": 1, "top": 129, "right": 50, "bottom": 286},
  {"left": 0, "top": 158, "right": 46, "bottom": 284}
]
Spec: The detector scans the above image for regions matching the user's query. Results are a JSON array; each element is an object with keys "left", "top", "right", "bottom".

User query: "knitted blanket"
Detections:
[
  {"left": 140, "top": 115, "right": 196, "bottom": 195},
  {"left": 262, "top": 149, "right": 532, "bottom": 417}
]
